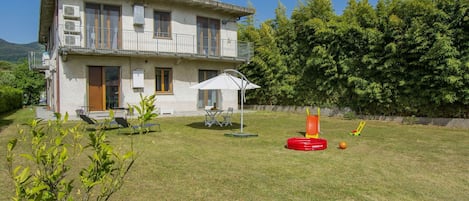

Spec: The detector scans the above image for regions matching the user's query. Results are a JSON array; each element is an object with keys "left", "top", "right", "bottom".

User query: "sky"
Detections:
[{"left": 0, "top": 0, "right": 377, "bottom": 44}]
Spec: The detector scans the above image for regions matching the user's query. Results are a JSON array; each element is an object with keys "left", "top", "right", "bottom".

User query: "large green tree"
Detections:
[
  {"left": 238, "top": 0, "right": 469, "bottom": 117},
  {"left": 11, "top": 60, "right": 45, "bottom": 105}
]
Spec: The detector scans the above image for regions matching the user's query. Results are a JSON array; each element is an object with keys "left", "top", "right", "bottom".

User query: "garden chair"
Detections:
[
  {"left": 114, "top": 117, "right": 160, "bottom": 134},
  {"left": 221, "top": 107, "right": 234, "bottom": 126},
  {"left": 79, "top": 114, "right": 118, "bottom": 130},
  {"left": 204, "top": 105, "right": 214, "bottom": 126}
]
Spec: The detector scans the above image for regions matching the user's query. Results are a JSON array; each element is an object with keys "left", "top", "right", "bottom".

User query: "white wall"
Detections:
[
  {"left": 55, "top": 0, "right": 244, "bottom": 115},
  {"left": 58, "top": 0, "right": 240, "bottom": 56},
  {"left": 58, "top": 55, "right": 239, "bottom": 115}
]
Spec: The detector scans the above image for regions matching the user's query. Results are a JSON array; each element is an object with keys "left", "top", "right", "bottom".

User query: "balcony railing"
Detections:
[
  {"left": 58, "top": 25, "right": 253, "bottom": 61},
  {"left": 28, "top": 51, "right": 50, "bottom": 71}
]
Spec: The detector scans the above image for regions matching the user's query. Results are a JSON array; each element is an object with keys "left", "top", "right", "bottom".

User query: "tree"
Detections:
[
  {"left": 7, "top": 113, "right": 135, "bottom": 200},
  {"left": 11, "top": 60, "right": 45, "bottom": 105}
]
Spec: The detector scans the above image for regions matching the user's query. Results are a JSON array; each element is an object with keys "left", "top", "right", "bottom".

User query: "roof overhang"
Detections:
[
  {"left": 143, "top": 0, "right": 255, "bottom": 18},
  {"left": 38, "top": 0, "right": 55, "bottom": 44}
]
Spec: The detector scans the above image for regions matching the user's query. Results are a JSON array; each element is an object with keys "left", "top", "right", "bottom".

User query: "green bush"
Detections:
[
  {"left": 6, "top": 113, "right": 135, "bottom": 201},
  {"left": 343, "top": 111, "right": 357, "bottom": 120},
  {"left": 0, "top": 86, "right": 23, "bottom": 113}
]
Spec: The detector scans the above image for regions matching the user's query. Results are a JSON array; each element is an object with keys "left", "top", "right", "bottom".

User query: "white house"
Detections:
[{"left": 30, "top": 0, "right": 254, "bottom": 116}]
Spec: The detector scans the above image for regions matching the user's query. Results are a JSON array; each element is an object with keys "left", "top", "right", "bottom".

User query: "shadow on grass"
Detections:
[
  {"left": 0, "top": 110, "right": 18, "bottom": 132},
  {"left": 84, "top": 127, "right": 121, "bottom": 132},
  {"left": 185, "top": 122, "right": 246, "bottom": 130},
  {"left": 297, "top": 131, "right": 306, "bottom": 137},
  {"left": 116, "top": 130, "right": 161, "bottom": 136}
]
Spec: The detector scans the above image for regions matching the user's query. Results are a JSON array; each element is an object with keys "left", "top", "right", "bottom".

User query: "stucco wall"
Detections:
[
  {"left": 58, "top": 0, "right": 239, "bottom": 56},
  {"left": 58, "top": 55, "right": 239, "bottom": 115}
]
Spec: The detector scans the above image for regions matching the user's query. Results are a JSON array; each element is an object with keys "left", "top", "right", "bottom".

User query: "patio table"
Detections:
[{"left": 205, "top": 109, "right": 224, "bottom": 127}]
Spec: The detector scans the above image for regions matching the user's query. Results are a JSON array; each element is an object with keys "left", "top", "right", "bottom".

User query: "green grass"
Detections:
[{"left": 1, "top": 108, "right": 468, "bottom": 201}]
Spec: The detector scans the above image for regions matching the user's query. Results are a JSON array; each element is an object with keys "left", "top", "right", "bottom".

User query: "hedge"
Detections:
[{"left": 0, "top": 86, "right": 23, "bottom": 114}]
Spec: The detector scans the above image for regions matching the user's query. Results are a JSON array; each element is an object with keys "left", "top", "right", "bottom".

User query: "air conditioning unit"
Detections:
[
  {"left": 64, "top": 20, "right": 81, "bottom": 33},
  {"left": 63, "top": 5, "right": 80, "bottom": 18},
  {"left": 64, "top": 34, "right": 81, "bottom": 46}
]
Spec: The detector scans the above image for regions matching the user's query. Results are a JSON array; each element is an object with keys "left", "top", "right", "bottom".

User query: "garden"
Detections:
[{"left": 1, "top": 107, "right": 467, "bottom": 200}]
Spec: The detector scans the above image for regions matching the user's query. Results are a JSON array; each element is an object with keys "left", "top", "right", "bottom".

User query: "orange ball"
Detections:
[{"left": 339, "top": 141, "right": 347, "bottom": 149}]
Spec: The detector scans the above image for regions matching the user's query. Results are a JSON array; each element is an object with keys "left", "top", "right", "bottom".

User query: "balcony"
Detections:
[
  {"left": 58, "top": 25, "right": 253, "bottom": 63},
  {"left": 28, "top": 51, "right": 50, "bottom": 71}
]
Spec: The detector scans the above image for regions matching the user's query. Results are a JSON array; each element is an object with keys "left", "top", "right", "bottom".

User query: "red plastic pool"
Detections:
[{"left": 286, "top": 137, "right": 328, "bottom": 151}]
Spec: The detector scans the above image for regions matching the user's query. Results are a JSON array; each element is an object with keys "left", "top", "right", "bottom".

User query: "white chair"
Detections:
[
  {"left": 221, "top": 107, "right": 234, "bottom": 126},
  {"left": 204, "top": 105, "right": 214, "bottom": 126}
]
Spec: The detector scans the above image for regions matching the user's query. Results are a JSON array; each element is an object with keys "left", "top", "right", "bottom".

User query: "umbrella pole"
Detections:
[
  {"left": 223, "top": 69, "right": 258, "bottom": 137},
  {"left": 240, "top": 88, "right": 244, "bottom": 133}
]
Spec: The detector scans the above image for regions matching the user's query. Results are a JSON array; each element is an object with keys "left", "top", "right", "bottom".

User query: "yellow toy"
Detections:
[{"left": 350, "top": 121, "right": 366, "bottom": 136}]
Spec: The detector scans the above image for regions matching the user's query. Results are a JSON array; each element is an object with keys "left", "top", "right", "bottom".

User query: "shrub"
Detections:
[
  {"left": 343, "top": 111, "right": 357, "bottom": 120},
  {"left": 6, "top": 113, "right": 135, "bottom": 201},
  {"left": 128, "top": 93, "right": 158, "bottom": 135},
  {"left": 0, "top": 86, "right": 23, "bottom": 113}
]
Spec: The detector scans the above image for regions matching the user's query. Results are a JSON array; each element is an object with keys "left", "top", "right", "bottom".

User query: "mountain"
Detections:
[{"left": 0, "top": 39, "right": 43, "bottom": 62}]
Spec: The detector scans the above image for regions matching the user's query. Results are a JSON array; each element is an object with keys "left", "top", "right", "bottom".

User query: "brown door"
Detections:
[
  {"left": 88, "top": 66, "right": 120, "bottom": 111},
  {"left": 89, "top": 67, "right": 104, "bottom": 111}
]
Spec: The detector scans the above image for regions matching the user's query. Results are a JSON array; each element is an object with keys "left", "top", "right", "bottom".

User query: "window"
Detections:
[
  {"left": 154, "top": 11, "right": 171, "bottom": 38},
  {"left": 155, "top": 68, "right": 173, "bottom": 94}
]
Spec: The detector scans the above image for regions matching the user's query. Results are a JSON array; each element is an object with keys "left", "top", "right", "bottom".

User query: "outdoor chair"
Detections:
[
  {"left": 114, "top": 117, "right": 160, "bottom": 134},
  {"left": 221, "top": 107, "right": 234, "bottom": 126},
  {"left": 204, "top": 105, "right": 214, "bottom": 126},
  {"left": 79, "top": 114, "right": 118, "bottom": 130}
]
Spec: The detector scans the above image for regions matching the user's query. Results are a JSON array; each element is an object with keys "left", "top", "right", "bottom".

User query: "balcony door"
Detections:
[
  {"left": 197, "top": 70, "right": 219, "bottom": 108},
  {"left": 197, "top": 17, "right": 220, "bottom": 56},
  {"left": 88, "top": 66, "right": 120, "bottom": 111},
  {"left": 85, "top": 3, "right": 121, "bottom": 49}
]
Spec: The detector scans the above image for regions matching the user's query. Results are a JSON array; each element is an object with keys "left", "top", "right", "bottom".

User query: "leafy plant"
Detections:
[
  {"left": 6, "top": 112, "right": 135, "bottom": 201},
  {"left": 402, "top": 115, "right": 418, "bottom": 125},
  {"left": 343, "top": 111, "right": 357, "bottom": 120},
  {"left": 128, "top": 93, "right": 158, "bottom": 135}
]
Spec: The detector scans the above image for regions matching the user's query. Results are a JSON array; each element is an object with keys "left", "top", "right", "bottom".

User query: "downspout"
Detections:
[
  {"left": 55, "top": 0, "right": 60, "bottom": 113},
  {"left": 56, "top": 52, "right": 60, "bottom": 113}
]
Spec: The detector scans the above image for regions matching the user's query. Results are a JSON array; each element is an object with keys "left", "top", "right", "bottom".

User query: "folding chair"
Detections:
[
  {"left": 114, "top": 117, "right": 161, "bottom": 134},
  {"left": 221, "top": 107, "right": 234, "bottom": 126}
]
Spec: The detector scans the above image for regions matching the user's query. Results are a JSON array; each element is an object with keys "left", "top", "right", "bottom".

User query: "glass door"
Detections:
[
  {"left": 85, "top": 3, "right": 121, "bottom": 49},
  {"left": 105, "top": 67, "right": 120, "bottom": 109},
  {"left": 88, "top": 66, "right": 120, "bottom": 111},
  {"left": 197, "top": 70, "right": 218, "bottom": 108},
  {"left": 197, "top": 17, "right": 220, "bottom": 56}
]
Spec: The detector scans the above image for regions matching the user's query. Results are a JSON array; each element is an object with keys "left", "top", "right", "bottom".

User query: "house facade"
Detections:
[{"left": 30, "top": 0, "right": 254, "bottom": 116}]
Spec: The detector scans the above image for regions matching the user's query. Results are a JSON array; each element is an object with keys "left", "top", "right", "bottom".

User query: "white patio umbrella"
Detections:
[
  {"left": 190, "top": 69, "right": 260, "bottom": 136},
  {"left": 190, "top": 73, "right": 260, "bottom": 90}
]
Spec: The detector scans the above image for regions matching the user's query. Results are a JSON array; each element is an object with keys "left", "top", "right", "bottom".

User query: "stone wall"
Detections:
[{"left": 245, "top": 105, "right": 469, "bottom": 130}]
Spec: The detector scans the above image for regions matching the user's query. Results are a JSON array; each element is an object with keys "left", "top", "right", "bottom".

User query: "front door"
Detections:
[
  {"left": 88, "top": 66, "right": 120, "bottom": 111},
  {"left": 197, "top": 70, "right": 218, "bottom": 108}
]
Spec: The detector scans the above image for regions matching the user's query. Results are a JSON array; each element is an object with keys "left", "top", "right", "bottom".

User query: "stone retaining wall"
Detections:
[{"left": 245, "top": 105, "right": 469, "bottom": 130}]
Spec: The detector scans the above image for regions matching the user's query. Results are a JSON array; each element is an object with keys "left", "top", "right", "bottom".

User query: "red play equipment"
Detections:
[
  {"left": 305, "top": 108, "right": 320, "bottom": 138},
  {"left": 286, "top": 137, "right": 328, "bottom": 151}
]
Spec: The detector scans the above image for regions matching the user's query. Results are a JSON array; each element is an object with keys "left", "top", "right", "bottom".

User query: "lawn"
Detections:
[{"left": 1, "top": 107, "right": 468, "bottom": 201}]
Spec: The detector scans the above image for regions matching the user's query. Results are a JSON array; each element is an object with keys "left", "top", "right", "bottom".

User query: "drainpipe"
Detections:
[{"left": 56, "top": 51, "right": 60, "bottom": 113}]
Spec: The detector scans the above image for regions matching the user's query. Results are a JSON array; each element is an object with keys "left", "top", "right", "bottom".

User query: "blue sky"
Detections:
[{"left": 0, "top": 0, "right": 377, "bottom": 44}]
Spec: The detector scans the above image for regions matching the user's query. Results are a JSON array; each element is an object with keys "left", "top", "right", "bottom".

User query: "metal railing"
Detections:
[
  {"left": 58, "top": 25, "right": 253, "bottom": 61},
  {"left": 28, "top": 51, "right": 50, "bottom": 71}
]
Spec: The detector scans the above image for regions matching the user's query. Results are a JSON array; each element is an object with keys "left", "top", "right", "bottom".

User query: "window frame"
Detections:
[
  {"left": 153, "top": 10, "right": 171, "bottom": 39},
  {"left": 155, "top": 67, "right": 173, "bottom": 94}
]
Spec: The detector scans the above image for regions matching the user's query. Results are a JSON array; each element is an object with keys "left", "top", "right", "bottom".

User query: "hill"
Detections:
[{"left": 0, "top": 39, "right": 43, "bottom": 62}]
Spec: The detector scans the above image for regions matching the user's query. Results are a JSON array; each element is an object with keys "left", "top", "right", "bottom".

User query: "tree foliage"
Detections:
[
  {"left": 7, "top": 113, "right": 135, "bottom": 201},
  {"left": 0, "top": 60, "right": 45, "bottom": 105},
  {"left": 238, "top": 0, "right": 469, "bottom": 117}
]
